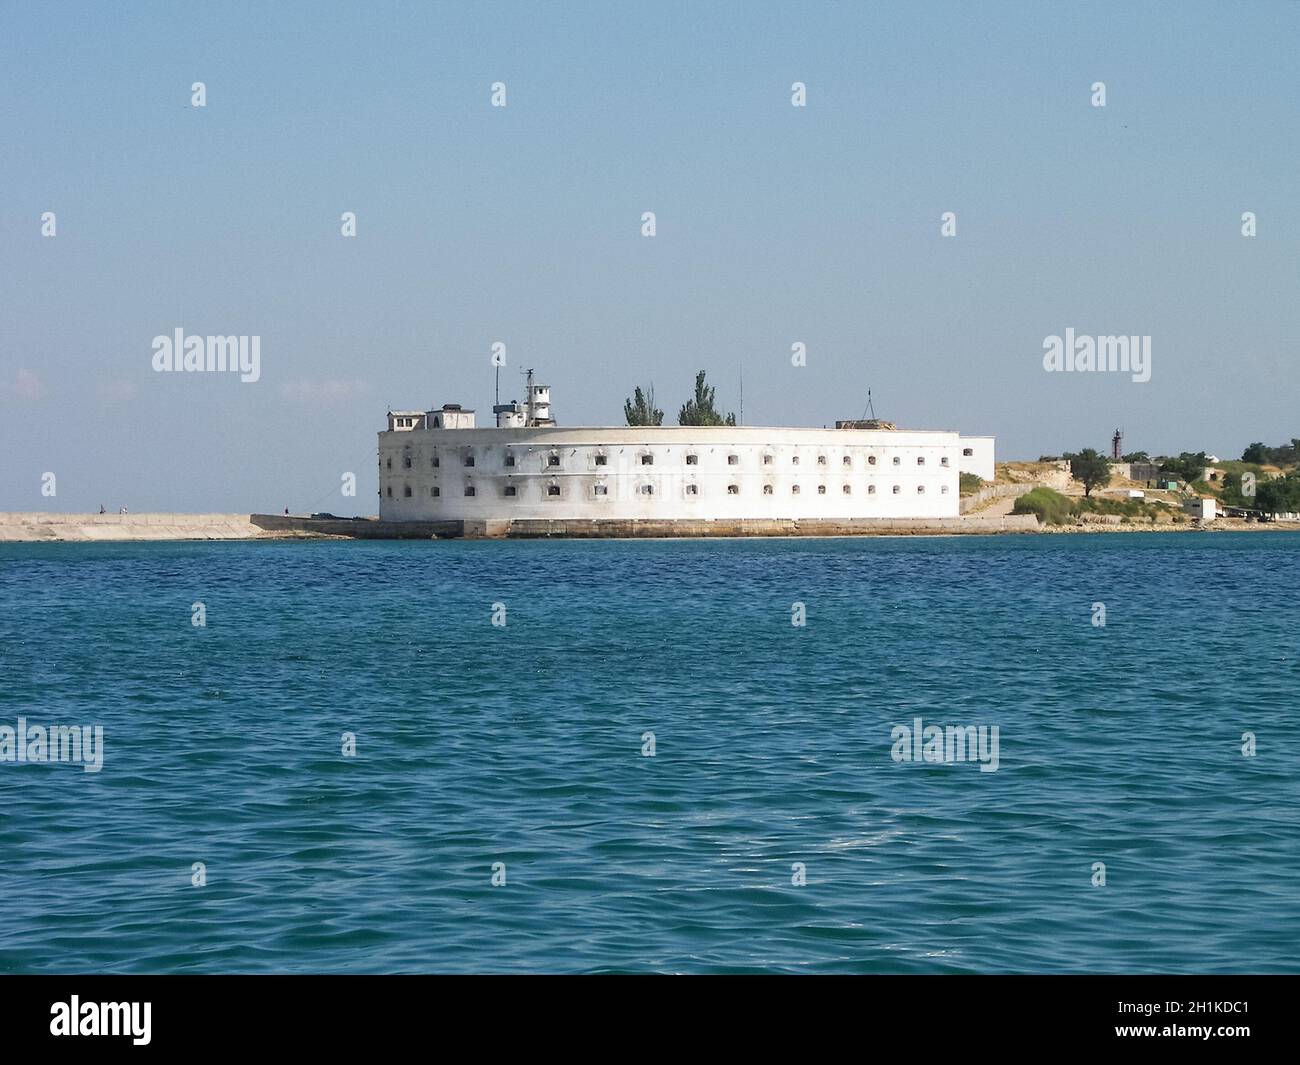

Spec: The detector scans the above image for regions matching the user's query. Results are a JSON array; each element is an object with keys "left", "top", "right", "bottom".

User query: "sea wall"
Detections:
[
  {"left": 0, "top": 512, "right": 1039, "bottom": 541},
  {"left": 479, "top": 515, "right": 1040, "bottom": 538}
]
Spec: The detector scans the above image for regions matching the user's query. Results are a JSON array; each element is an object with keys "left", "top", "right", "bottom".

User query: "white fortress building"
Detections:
[{"left": 379, "top": 374, "right": 994, "bottom": 528}]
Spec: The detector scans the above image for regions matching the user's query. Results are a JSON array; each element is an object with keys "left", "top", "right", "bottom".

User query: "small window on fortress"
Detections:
[
  {"left": 547, "top": 485, "right": 560, "bottom": 497},
  {"left": 641, "top": 454, "right": 653, "bottom": 465},
  {"left": 792, "top": 484, "right": 801, "bottom": 494},
  {"left": 504, "top": 485, "right": 517, "bottom": 497},
  {"left": 817, "top": 455, "right": 827, "bottom": 466},
  {"left": 727, "top": 484, "right": 739, "bottom": 494},
  {"left": 640, "top": 485, "right": 654, "bottom": 496},
  {"left": 892, "top": 456, "right": 901, "bottom": 466},
  {"left": 504, "top": 454, "right": 515, "bottom": 467},
  {"left": 403, "top": 485, "right": 412, "bottom": 497},
  {"left": 402, "top": 453, "right": 412, "bottom": 469},
  {"left": 763, "top": 484, "right": 773, "bottom": 495},
  {"left": 817, "top": 485, "right": 826, "bottom": 495},
  {"left": 548, "top": 454, "right": 560, "bottom": 467},
  {"left": 594, "top": 484, "right": 608, "bottom": 496},
  {"left": 940, "top": 456, "right": 949, "bottom": 467},
  {"left": 464, "top": 455, "right": 475, "bottom": 468},
  {"left": 941, "top": 485, "right": 949, "bottom": 494},
  {"left": 868, "top": 455, "right": 877, "bottom": 466},
  {"left": 843, "top": 484, "right": 851, "bottom": 494},
  {"left": 465, "top": 486, "right": 476, "bottom": 497},
  {"left": 595, "top": 454, "right": 608, "bottom": 466},
  {"left": 892, "top": 485, "right": 900, "bottom": 494},
  {"left": 685, "top": 454, "right": 698, "bottom": 465},
  {"left": 963, "top": 448, "right": 974, "bottom": 457},
  {"left": 763, "top": 454, "right": 773, "bottom": 465},
  {"left": 727, "top": 455, "right": 739, "bottom": 466},
  {"left": 386, "top": 486, "right": 392, "bottom": 496},
  {"left": 386, "top": 457, "right": 392, "bottom": 469},
  {"left": 868, "top": 484, "right": 876, "bottom": 495},
  {"left": 685, "top": 484, "right": 698, "bottom": 496},
  {"left": 918, "top": 457, "right": 926, "bottom": 466},
  {"left": 792, "top": 455, "right": 800, "bottom": 465},
  {"left": 431, "top": 455, "right": 440, "bottom": 468},
  {"left": 431, "top": 487, "right": 440, "bottom": 497},
  {"left": 918, "top": 485, "right": 925, "bottom": 493},
  {"left": 843, "top": 455, "right": 852, "bottom": 467}
]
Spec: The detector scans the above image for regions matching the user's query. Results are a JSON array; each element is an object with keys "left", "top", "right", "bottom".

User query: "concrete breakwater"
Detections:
[{"left": 0, "top": 512, "right": 1038, "bottom": 541}]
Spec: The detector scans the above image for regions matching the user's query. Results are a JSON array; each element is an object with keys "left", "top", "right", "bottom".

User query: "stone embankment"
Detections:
[{"left": 1, "top": 512, "right": 1038, "bottom": 541}]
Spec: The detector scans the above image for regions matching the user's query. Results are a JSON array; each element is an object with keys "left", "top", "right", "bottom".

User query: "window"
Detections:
[
  {"left": 868, "top": 455, "right": 877, "bottom": 465},
  {"left": 431, "top": 455, "right": 440, "bottom": 468},
  {"left": 465, "top": 486, "right": 476, "bottom": 497},
  {"left": 504, "top": 454, "right": 515, "bottom": 468},
  {"left": 385, "top": 457, "right": 392, "bottom": 469},
  {"left": 941, "top": 485, "right": 949, "bottom": 494},
  {"left": 403, "top": 484, "right": 412, "bottom": 497},
  {"left": 963, "top": 448, "right": 974, "bottom": 457},
  {"left": 917, "top": 457, "right": 925, "bottom": 466},
  {"left": 595, "top": 454, "right": 608, "bottom": 466},
  {"left": 763, "top": 484, "right": 773, "bottom": 495},
  {"left": 843, "top": 455, "right": 852, "bottom": 467},
  {"left": 402, "top": 453, "right": 412, "bottom": 469},
  {"left": 940, "top": 456, "right": 949, "bottom": 467},
  {"left": 727, "top": 485, "right": 739, "bottom": 495},
  {"left": 763, "top": 454, "right": 773, "bottom": 465},
  {"left": 431, "top": 486, "right": 440, "bottom": 497},
  {"left": 464, "top": 455, "right": 475, "bottom": 468},
  {"left": 685, "top": 454, "right": 698, "bottom": 465},
  {"left": 547, "top": 485, "right": 560, "bottom": 497},
  {"left": 917, "top": 485, "right": 925, "bottom": 494},
  {"left": 386, "top": 485, "right": 392, "bottom": 496},
  {"left": 594, "top": 484, "right": 608, "bottom": 496},
  {"left": 640, "top": 454, "right": 653, "bottom": 465},
  {"left": 548, "top": 454, "right": 560, "bottom": 467},
  {"left": 867, "top": 484, "right": 876, "bottom": 494},
  {"left": 685, "top": 484, "right": 698, "bottom": 496},
  {"left": 843, "top": 484, "right": 851, "bottom": 494},
  {"left": 892, "top": 456, "right": 901, "bottom": 466},
  {"left": 817, "top": 455, "right": 827, "bottom": 466},
  {"left": 727, "top": 455, "right": 739, "bottom": 466},
  {"left": 892, "top": 485, "right": 900, "bottom": 494},
  {"left": 640, "top": 484, "right": 654, "bottom": 495},
  {"left": 817, "top": 485, "right": 826, "bottom": 495},
  {"left": 792, "top": 484, "right": 801, "bottom": 494},
  {"left": 792, "top": 455, "right": 800, "bottom": 465},
  {"left": 504, "top": 485, "right": 517, "bottom": 497}
]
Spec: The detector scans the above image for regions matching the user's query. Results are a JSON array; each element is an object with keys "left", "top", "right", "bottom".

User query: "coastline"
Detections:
[{"left": 1, "top": 511, "right": 1296, "bottom": 542}]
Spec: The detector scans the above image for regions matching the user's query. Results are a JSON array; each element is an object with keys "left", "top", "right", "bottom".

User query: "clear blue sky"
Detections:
[{"left": 2, "top": 1, "right": 1297, "bottom": 512}]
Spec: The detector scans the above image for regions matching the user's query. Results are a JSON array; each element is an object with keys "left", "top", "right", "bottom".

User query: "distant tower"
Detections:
[{"left": 1112, "top": 428, "right": 1123, "bottom": 460}]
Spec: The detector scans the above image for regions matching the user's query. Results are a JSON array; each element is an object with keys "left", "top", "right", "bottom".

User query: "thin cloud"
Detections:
[
  {"left": 98, "top": 379, "right": 139, "bottom": 402},
  {"left": 1, "top": 368, "right": 44, "bottom": 402},
  {"left": 280, "top": 378, "right": 372, "bottom": 405}
]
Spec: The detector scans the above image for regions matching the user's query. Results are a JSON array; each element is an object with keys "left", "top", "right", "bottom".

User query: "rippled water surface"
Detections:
[{"left": 1, "top": 533, "right": 1298, "bottom": 973}]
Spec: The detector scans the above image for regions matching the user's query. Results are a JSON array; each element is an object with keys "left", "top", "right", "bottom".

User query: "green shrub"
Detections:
[{"left": 1012, "top": 487, "right": 1072, "bottom": 525}]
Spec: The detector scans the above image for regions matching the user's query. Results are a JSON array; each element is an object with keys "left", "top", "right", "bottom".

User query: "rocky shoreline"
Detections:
[{"left": 2, "top": 511, "right": 1296, "bottom": 542}]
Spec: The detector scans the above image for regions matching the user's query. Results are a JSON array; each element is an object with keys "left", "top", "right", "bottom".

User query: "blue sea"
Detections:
[{"left": 1, "top": 533, "right": 1297, "bottom": 974}]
